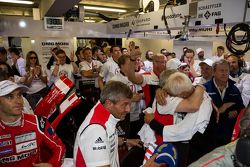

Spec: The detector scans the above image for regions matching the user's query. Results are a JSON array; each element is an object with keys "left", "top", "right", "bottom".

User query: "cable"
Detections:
[
  {"left": 224, "top": 23, "right": 250, "bottom": 56},
  {"left": 162, "top": 1, "right": 172, "bottom": 39}
]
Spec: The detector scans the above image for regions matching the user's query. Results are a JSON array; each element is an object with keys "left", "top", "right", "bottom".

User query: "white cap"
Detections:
[
  {"left": 199, "top": 59, "right": 214, "bottom": 67},
  {"left": 178, "top": 62, "right": 188, "bottom": 69},
  {"left": 196, "top": 48, "right": 204, "bottom": 54},
  {"left": 166, "top": 58, "right": 181, "bottom": 70},
  {"left": 0, "top": 80, "right": 28, "bottom": 96}
]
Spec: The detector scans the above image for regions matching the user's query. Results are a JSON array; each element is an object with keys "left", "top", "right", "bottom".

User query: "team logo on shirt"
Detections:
[
  {"left": 16, "top": 140, "right": 37, "bottom": 153},
  {"left": 0, "top": 140, "right": 12, "bottom": 147},
  {"left": 0, "top": 134, "right": 11, "bottom": 140},
  {"left": 95, "top": 137, "right": 104, "bottom": 144},
  {"left": 0, "top": 148, "right": 13, "bottom": 155},
  {"left": 93, "top": 145, "right": 106, "bottom": 150},
  {"left": 15, "top": 132, "right": 36, "bottom": 144},
  {"left": 0, "top": 149, "right": 37, "bottom": 163},
  {"left": 93, "top": 137, "right": 106, "bottom": 150}
]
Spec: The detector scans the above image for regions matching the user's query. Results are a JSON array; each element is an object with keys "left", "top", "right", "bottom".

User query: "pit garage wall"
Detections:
[
  {"left": 0, "top": 16, "right": 249, "bottom": 63},
  {"left": 122, "top": 38, "right": 250, "bottom": 62}
]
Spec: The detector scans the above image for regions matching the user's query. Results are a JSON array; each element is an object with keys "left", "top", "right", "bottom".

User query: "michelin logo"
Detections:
[{"left": 16, "top": 140, "right": 37, "bottom": 153}]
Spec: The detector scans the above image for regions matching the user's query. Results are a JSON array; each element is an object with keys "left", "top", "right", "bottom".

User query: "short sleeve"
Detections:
[
  {"left": 99, "top": 63, "right": 108, "bottom": 78},
  {"left": 77, "top": 125, "right": 110, "bottom": 166}
]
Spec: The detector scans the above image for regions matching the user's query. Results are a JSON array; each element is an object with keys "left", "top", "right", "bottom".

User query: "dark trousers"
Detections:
[{"left": 172, "top": 141, "right": 190, "bottom": 167}]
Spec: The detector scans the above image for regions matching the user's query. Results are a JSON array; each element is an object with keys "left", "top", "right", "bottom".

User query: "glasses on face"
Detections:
[{"left": 30, "top": 57, "right": 37, "bottom": 60}]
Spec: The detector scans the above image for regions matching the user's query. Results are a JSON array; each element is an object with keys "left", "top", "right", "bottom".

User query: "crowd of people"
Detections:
[{"left": 0, "top": 41, "right": 249, "bottom": 167}]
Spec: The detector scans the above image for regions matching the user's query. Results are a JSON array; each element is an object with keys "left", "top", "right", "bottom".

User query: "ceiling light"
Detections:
[
  {"left": 84, "top": 20, "right": 95, "bottom": 23},
  {"left": 19, "top": 20, "right": 26, "bottom": 28},
  {"left": 0, "top": 0, "right": 34, "bottom": 4},
  {"left": 83, "top": 6, "right": 127, "bottom": 13}
]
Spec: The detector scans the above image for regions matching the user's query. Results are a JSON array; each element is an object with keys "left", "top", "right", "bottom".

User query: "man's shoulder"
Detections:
[
  {"left": 24, "top": 114, "right": 47, "bottom": 131},
  {"left": 23, "top": 113, "right": 36, "bottom": 121},
  {"left": 78, "top": 122, "right": 106, "bottom": 138}
]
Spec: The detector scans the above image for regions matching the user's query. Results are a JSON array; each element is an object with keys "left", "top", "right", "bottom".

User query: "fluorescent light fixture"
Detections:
[
  {"left": 0, "top": 0, "right": 34, "bottom": 4},
  {"left": 83, "top": 6, "right": 127, "bottom": 13},
  {"left": 84, "top": 20, "right": 95, "bottom": 23}
]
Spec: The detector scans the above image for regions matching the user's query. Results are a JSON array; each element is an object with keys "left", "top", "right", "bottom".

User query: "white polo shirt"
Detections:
[
  {"left": 153, "top": 92, "right": 213, "bottom": 142},
  {"left": 74, "top": 102, "right": 120, "bottom": 167},
  {"left": 99, "top": 58, "right": 119, "bottom": 83}
]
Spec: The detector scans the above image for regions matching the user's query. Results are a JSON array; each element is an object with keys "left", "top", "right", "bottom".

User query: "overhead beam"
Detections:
[{"left": 40, "top": 0, "right": 81, "bottom": 18}]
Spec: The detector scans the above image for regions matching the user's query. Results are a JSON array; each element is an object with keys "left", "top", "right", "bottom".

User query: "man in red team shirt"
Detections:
[{"left": 0, "top": 80, "right": 65, "bottom": 167}]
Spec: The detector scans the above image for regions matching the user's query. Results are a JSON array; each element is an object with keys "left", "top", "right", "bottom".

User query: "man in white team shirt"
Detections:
[
  {"left": 74, "top": 81, "right": 133, "bottom": 167},
  {"left": 111, "top": 55, "right": 144, "bottom": 138},
  {"left": 50, "top": 49, "right": 78, "bottom": 84},
  {"left": 79, "top": 47, "right": 102, "bottom": 87},
  {"left": 98, "top": 46, "right": 121, "bottom": 90}
]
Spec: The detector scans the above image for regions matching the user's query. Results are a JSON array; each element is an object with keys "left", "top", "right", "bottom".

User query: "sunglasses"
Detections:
[{"left": 30, "top": 57, "right": 37, "bottom": 60}]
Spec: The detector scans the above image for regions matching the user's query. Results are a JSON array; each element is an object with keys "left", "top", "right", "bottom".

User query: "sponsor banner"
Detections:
[
  {"left": 107, "top": 4, "right": 189, "bottom": 34},
  {"left": 191, "top": 0, "right": 245, "bottom": 26},
  {"left": 15, "top": 132, "right": 36, "bottom": 144},
  {"left": 0, "top": 140, "right": 12, "bottom": 147},
  {"left": 32, "top": 38, "right": 73, "bottom": 67},
  {"left": 16, "top": 140, "right": 37, "bottom": 153},
  {"left": 108, "top": 0, "right": 248, "bottom": 34},
  {"left": 131, "top": 25, "right": 248, "bottom": 38}
]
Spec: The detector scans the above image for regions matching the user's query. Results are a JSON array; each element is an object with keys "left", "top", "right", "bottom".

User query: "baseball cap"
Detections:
[
  {"left": 0, "top": 80, "right": 28, "bottom": 96},
  {"left": 196, "top": 48, "right": 204, "bottom": 54},
  {"left": 166, "top": 58, "right": 181, "bottom": 70},
  {"left": 177, "top": 62, "right": 188, "bottom": 69},
  {"left": 153, "top": 142, "right": 178, "bottom": 167},
  {"left": 199, "top": 59, "right": 214, "bottom": 67}
]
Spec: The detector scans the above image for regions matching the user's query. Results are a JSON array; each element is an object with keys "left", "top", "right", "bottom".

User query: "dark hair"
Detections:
[
  {"left": 0, "top": 47, "right": 7, "bottom": 55},
  {"left": 145, "top": 50, "right": 153, "bottom": 60},
  {"left": 82, "top": 47, "right": 91, "bottom": 54},
  {"left": 170, "top": 52, "right": 176, "bottom": 58},
  {"left": 8, "top": 47, "right": 20, "bottom": 56},
  {"left": 26, "top": 51, "right": 40, "bottom": 72},
  {"left": 217, "top": 46, "right": 225, "bottom": 51},
  {"left": 0, "top": 61, "right": 14, "bottom": 77},
  {"left": 55, "top": 49, "right": 66, "bottom": 56},
  {"left": 184, "top": 49, "right": 195, "bottom": 57},
  {"left": 121, "top": 48, "right": 128, "bottom": 53},
  {"left": 118, "top": 55, "right": 130, "bottom": 68},
  {"left": 135, "top": 46, "right": 140, "bottom": 49},
  {"left": 92, "top": 46, "right": 101, "bottom": 55},
  {"left": 110, "top": 45, "right": 120, "bottom": 53},
  {"left": 160, "top": 48, "right": 167, "bottom": 53},
  {"left": 52, "top": 47, "right": 59, "bottom": 53},
  {"left": 183, "top": 47, "right": 188, "bottom": 52},
  {"left": 75, "top": 47, "right": 82, "bottom": 56}
]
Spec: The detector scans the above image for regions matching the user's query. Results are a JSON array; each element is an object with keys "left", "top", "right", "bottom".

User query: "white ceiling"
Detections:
[{"left": 0, "top": 0, "right": 171, "bottom": 21}]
